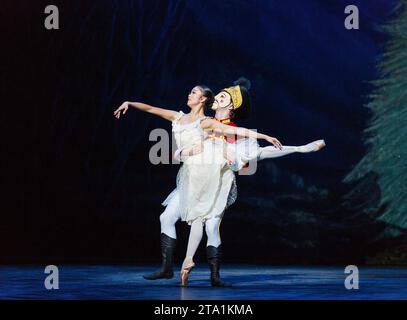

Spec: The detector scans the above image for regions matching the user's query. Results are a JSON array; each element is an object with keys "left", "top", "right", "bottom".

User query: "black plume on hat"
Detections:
[
  {"left": 233, "top": 77, "right": 251, "bottom": 91},
  {"left": 233, "top": 77, "right": 251, "bottom": 120}
]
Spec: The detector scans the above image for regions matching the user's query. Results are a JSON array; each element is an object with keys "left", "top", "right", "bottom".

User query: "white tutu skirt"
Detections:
[{"left": 162, "top": 139, "right": 237, "bottom": 225}]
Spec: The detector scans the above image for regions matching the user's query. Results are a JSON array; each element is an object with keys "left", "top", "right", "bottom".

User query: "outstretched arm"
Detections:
[
  {"left": 201, "top": 118, "right": 283, "bottom": 149},
  {"left": 113, "top": 101, "right": 179, "bottom": 122}
]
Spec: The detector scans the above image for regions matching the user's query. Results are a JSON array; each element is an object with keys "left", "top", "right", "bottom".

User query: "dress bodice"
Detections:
[{"left": 172, "top": 111, "right": 208, "bottom": 149}]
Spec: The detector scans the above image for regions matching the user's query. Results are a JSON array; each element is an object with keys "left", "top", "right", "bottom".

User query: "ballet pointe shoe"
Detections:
[
  {"left": 299, "top": 139, "right": 326, "bottom": 153},
  {"left": 314, "top": 139, "right": 326, "bottom": 151},
  {"left": 180, "top": 257, "right": 195, "bottom": 287}
]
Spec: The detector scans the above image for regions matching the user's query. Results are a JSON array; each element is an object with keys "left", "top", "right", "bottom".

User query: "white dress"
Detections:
[{"left": 162, "top": 111, "right": 237, "bottom": 225}]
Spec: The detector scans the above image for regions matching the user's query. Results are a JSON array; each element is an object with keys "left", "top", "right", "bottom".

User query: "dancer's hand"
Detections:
[
  {"left": 223, "top": 148, "right": 236, "bottom": 167},
  {"left": 266, "top": 136, "right": 283, "bottom": 150},
  {"left": 113, "top": 102, "right": 129, "bottom": 119},
  {"left": 191, "top": 143, "right": 203, "bottom": 155},
  {"left": 182, "top": 143, "right": 203, "bottom": 157}
]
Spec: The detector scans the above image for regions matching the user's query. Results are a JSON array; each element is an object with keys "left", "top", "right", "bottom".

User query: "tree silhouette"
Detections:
[{"left": 345, "top": 1, "right": 407, "bottom": 236}]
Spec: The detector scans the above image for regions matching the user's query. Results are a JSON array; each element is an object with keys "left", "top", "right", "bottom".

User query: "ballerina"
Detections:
[{"left": 113, "top": 84, "right": 282, "bottom": 286}]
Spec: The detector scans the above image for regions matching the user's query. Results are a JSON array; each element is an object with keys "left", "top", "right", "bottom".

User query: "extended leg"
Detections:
[{"left": 257, "top": 140, "right": 325, "bottom": 161}]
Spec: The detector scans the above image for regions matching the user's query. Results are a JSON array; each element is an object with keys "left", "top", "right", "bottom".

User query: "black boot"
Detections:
[
  {"left": 143, "top": 233, "right": 176, "bottom": 280},
  {"left": 206, "top": 245, "right": 231, "bottom": 287}
]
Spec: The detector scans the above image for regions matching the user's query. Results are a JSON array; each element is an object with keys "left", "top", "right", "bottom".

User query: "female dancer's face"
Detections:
[
  {"left": 187, "top": 86, "right": 206, "bottom": 109},
  {"left": 212, "top": 91, "right": 232, "bottom": 111}
]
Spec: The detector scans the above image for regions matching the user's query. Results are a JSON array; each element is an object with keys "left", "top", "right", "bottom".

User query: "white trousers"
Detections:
[{"left": 160, "top": 192, "right": 222, "bottom": 248}]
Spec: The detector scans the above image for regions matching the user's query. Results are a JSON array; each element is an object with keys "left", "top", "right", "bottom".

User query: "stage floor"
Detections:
[{"left": 1, "top": 265, "right": 406, "bottom": 300}]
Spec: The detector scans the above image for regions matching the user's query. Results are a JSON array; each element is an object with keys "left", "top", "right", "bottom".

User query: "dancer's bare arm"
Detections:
[
  {"left": 201, "top": 118, "right": 283, "bottom": 149},
  {"left": 173, "top": 144, "right": 203, "bottom": 162},
  {"left": 113, "top": 101, "right": 178, "bottom": 122}
]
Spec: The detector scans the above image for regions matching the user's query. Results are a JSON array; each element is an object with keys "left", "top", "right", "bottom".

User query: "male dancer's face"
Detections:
[{"left": 212, "top": 91, "right": 233, "bottom": 111}]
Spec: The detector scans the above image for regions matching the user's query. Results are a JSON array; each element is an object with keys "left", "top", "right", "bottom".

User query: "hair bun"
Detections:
[{"left": 233, "top": 77, "right": 251, "bottom": 91}]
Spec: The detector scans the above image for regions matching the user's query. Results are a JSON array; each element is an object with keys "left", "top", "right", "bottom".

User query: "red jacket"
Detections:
[{"left": 216, "top": 118, "right": 238, "bottom": 144}]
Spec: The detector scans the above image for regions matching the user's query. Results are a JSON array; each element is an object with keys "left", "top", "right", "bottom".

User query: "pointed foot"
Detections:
[
  {"left": 300, "top": 139, "right": 326, "bottom": 153},
  {"left": 180, "top": 259, "right": 195, "bottom": 286}
]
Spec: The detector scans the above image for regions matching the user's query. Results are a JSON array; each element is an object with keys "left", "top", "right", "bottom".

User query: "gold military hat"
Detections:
[{"left": 223, "top": 85, "right": 243, "bottom": 110}]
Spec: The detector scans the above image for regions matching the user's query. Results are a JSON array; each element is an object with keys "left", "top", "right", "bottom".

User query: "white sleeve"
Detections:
[{"left": 172, "top": 110, "right": 184, "bottom": 123}]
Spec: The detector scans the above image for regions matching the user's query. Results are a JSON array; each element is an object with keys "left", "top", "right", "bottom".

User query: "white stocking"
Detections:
[
  {"left": 257, "top": 140, "right": 325, "bottom": 161},
  {"left": 182, "top": 217, "right": 204, "bottom": 269}
]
